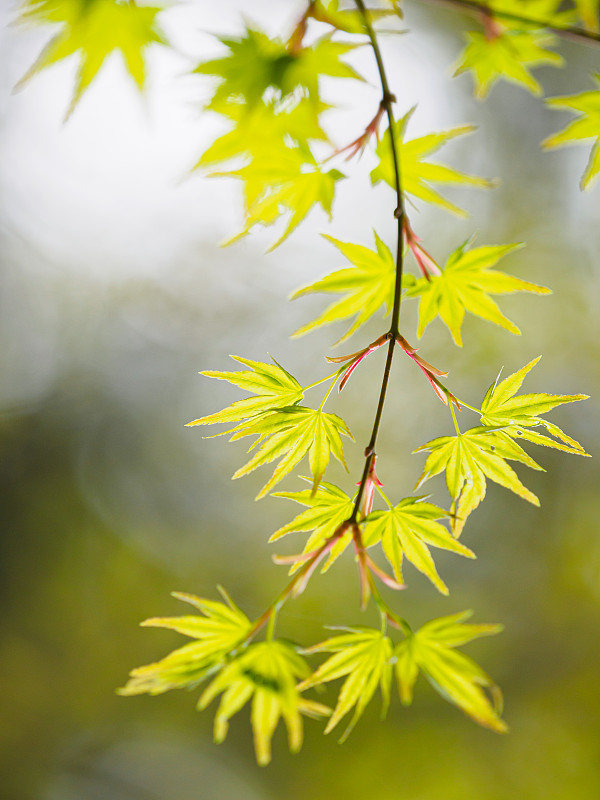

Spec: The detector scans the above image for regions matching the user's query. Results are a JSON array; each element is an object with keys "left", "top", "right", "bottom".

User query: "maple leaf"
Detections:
[
  {"left": 312, "top": 0, "right": 402, "bottom": 34},
  {"left": 118, "top": 588, "right": 251, "bottom": 697},
  {"left": 16, "top": 0, "right": 167, "bottom": 118},
  {"left": 370, "top": 112, "right": 494, "bottom": 216},
  {"left": 218, "top": 142, "right": 345, "bottom": 250},
  {"left": 199, "top": 639, "right": 330, "bottom": 766},
  {"left": 573, "top": 0, "right": 600, "bottom": 31},
  {"left": 186, "top": 356, "right": 304, "bottom": 428},
  {"left": 480, "top": 357, "right": 590, "bottom": 455},
  {"left": 543, "top": 74, "right": 600, "bottom": 189},
  {"left": 486, "top": 0, "right": 575, "bottom": 29},
  {"left": 301, "top": 627, "right": 393, "bottom": 741},
  {"left": 414, "top": 426, "right": 543, "bottom": 536},
  {"left": 291, "top": 232, "right": 414, "bottom": 343},
  {"left": 270, "top": 479, "right": 355, "bottom": 573},
  {"left": 454, "top": 30, "right": 563, "bottom": 99},
  {"left": 395, "top": 610, "right": 506, "bottom": 732},
  {"left": 362, "top": 497, "right": 475, "bottom": 595},
  {"left": 229, "top": 406, "right": 353, "bottom": 499},
  {"left": 405, "top": 238, "right": 551, "bottom": 346}
]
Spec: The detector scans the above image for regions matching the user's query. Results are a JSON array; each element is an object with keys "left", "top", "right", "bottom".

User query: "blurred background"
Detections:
[{"left": 1, "top": 0, "right": 599, "bottom": 797}]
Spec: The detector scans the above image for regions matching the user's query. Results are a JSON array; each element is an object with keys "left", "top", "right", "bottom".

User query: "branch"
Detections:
[{"left": 414, "top": 0, "right": 600, "bottom": 46}]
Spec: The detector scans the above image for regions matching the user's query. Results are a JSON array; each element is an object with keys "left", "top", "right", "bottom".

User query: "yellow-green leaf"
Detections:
[
  {"left": 405, "top": 239, "right": 550, "bottom": 346},
  {"left": 370, "top": 113, "right": 494, "bottom": 216}
]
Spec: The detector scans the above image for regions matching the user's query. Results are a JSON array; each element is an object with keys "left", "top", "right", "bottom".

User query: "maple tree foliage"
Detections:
[{"left": 14, "top": 0, "right": 596, "bottom": 765}]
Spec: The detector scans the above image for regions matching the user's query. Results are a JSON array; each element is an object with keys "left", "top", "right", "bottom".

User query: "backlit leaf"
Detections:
[
  {"left": 199, "top": 640, "right": 329, "bottom": 765},
  {"left": 301, "top": 627, "right": 393, "bottom": 741},
  {"left": 118, "top": 588, "right": 251, "bottom": 697},
  {"left": 16, "top": 0, "right": 167, "bottom": 118},
  {"left": 395, "top": 610, "right": 506, "bottom": 732},
  {"left": 370, "top": 112, "right": 494, "bottom": 216},
  {"left": 543, "top": 74, "right": 600, "bottom": 189},
  {"left": 363, "top": 497, "right": 475, "bottom": 595},
  {"left": 480, "top": 357, "right": 589, "bottom": 454},
  {"left": 405, "top": 239, "right": 551, "bottom": 346}
]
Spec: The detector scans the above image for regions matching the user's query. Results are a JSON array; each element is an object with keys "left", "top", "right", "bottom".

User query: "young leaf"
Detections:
[
  {"left": 198, "top": 640, "right": 329, "bottom": 766},
  {"left": 370, "top": 113, "right": 494, "bottom": 216},
  {"left": 186, "top": 356, "right": 304, "bottom": 428},
  {"left": 414, "top": 427, "right": 542, "bottom": 536},
  {"left": 573, "top": 0, "right": 600, "bottom": 31},
  {"left": 363, "top": 497, "right": 475, "bottom": 595},
  {"left": 219, "top": 143, "right": 345, "bottom": 250},
  {"left": 454, "top": 30, "right": 563, "bottom": 99},
  {"left": 312, "top": 0, "right": 401, "bottom": 34},
  {"left": 301, "top": 627, "right": 393, "bottom": 741},
  {"left": 291, "top": 231, "right": 407, "bottom": 342},
  {"left": 405, "top": 239, "right": 551, "bottom": 346},
  {"left": 395, "top": 610, "right": 506, "bottom": 732},
  {"left": 118, "top": 589, "right": 251, "bottom": 696},
  {"left": 543, "top": 74, "right": 600, "bottom": 189},
  {"left": 271, "top": 480, "right": 355, "bottom": 573},
  {"left": 16, "top": 0, "right": 167, "bottom": 118},
  {"left": 230, "top": 406, "right": 353, "bottom": 499},
  {"left": 480, "top": 357, "right": 589, "bottom": 454}
]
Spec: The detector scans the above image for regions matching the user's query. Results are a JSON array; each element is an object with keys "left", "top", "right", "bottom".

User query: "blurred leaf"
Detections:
[
  {"left": 16, "top": 0, "right": 167, "bottom": 118},
  {"left": 118, "top": 588, "right": 251, "bottom": 696},
  {"left": 301, "top": 627, "right": 393, "bottom": 741},
  {"left": 363, "top": 497, "right": 475, "bottom": 595},
  {"left": 480, "top": 357, "right": 590, "bottom": 454},
  {"left": 312, "top": 0, "right": 402, "bottom": 34},
  {"left": 395, "top": 610, "right": 506, "bottom": 732},
  {"left": 454, "top": 30, "right": 562, "bottom": 99},
  {"left": 404, "top": 239, "right": 551, "bottom": 346},
  {"left": 543, "top": 74, "right": 600, "bottom": 189},
  {"left": 199, "top": 639, "right": 329, "bottom": 765},
  {"left": 573, "top": 0, "right": 600, "bottom": 31},
  {"left": 370, "top": 112, "right": 494, "bottom": 216}
]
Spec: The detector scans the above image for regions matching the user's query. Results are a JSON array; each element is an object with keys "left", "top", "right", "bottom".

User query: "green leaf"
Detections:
[
  {"left": 395, "top": 611, "right": 506, "bottom": 733},
  {"left": 454, "top": 30, "right": 562, "bottom": 99},
  {"left": 118, "top": 588, "right": 251, "bottom": 697},
  {"left": 363, "top": 497, "right": 475, "bottom": 595},
  {"left": 415, "top": 427, "right": 542, "bottom": 536},
  {"left": 230, "top": 406, "right": 353, "bottom": 499},
  {"left": 480, "top": 357, "right": 590, "bottom": 454},
  {"left": 16, "top": 0, "right": 167, "bottom": 118},
  {"left": 271, "top": 479, "right": 355, "bottom": 573},
  {"left": 195, "top": 28, "right": 361, "bottom": 112},
  {"left": 573, "top": 0, "right": 600, "bottom": 31},
  {"left": 291, "top": 231, "right": 404, "bottom": 343},
  {"left": 198, "top": 640, "right": 330, "bottom": 766},
  {"left": 370, "top": 112, "right": 494, "bottom": 216},
  {"left": 312, "top": 0, "right": 402, "bottom": 34},
  {"left": 404, "top": 239, "right": 551, "bottom": 346},
  {"left": 219, "top": 142, "right": 345, "bottom": 250},
  {"left": 543, "top": 74, "right": 600, "bottom": 189},
  {"left": 301, "top": 627, "right": 393, "bottom": 741}
]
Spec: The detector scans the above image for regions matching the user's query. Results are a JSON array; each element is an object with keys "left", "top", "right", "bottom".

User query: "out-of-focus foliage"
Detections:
[{"left": 15, "top": 0, "right": 168, "bottom": 117}]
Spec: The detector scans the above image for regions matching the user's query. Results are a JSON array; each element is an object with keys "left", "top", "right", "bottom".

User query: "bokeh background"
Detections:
[{"left": 1, "top": 1, "right": 599, "bottom": 798}]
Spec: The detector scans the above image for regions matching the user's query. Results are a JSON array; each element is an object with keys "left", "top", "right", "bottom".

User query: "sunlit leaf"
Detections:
[
  {"left": 291, "top": 231, "right": 413, "bottom": 343},
  {"left": 573, "top": 0, "right": 600, "bottom": 31},
  {"left": 395, "top": 610, "right": 506, "bottom": 732},
  {"left": 454, "top": 30, "right": 562, "bottom": 99},
  {"left": 543, "top": 74, "right": 600, "bottom": 189},
  {"left": 118, "top": 588, "right": 251, "bottom": 696},
  {"left": 199, "top": 639, "right": 330, "bottom": 765},
  {"left": 230, "top": 406, "right": 353, "bottom": 499},
  {"left": 186, "top": 356, "right": 304, "bottom": 428},
  {"left": 312, "top": 0, "right": 402, "bottom": 34},
  {"left": 414, "top": 427, "right": 542, "bottom": 536},
  {"left": 405, "top": 238, "right": 551, "bottom": 346},
  {"left": 16, "top": 0, "right": 167, "bottom": 118},
  {"left": 301, "top": 627, "right": 393, "bottom": 741},
  {"left": 363, "top": 497, "right": 475, "bottom": 595},
  {"left": 480, "top": 357, "right": 590, "bottom": 454},
  {"left": 370, "top": 112, "right": 494, "bottom": 216},
  {"left": 271, "top": 479, "right": 355, "bottom": 572}
]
